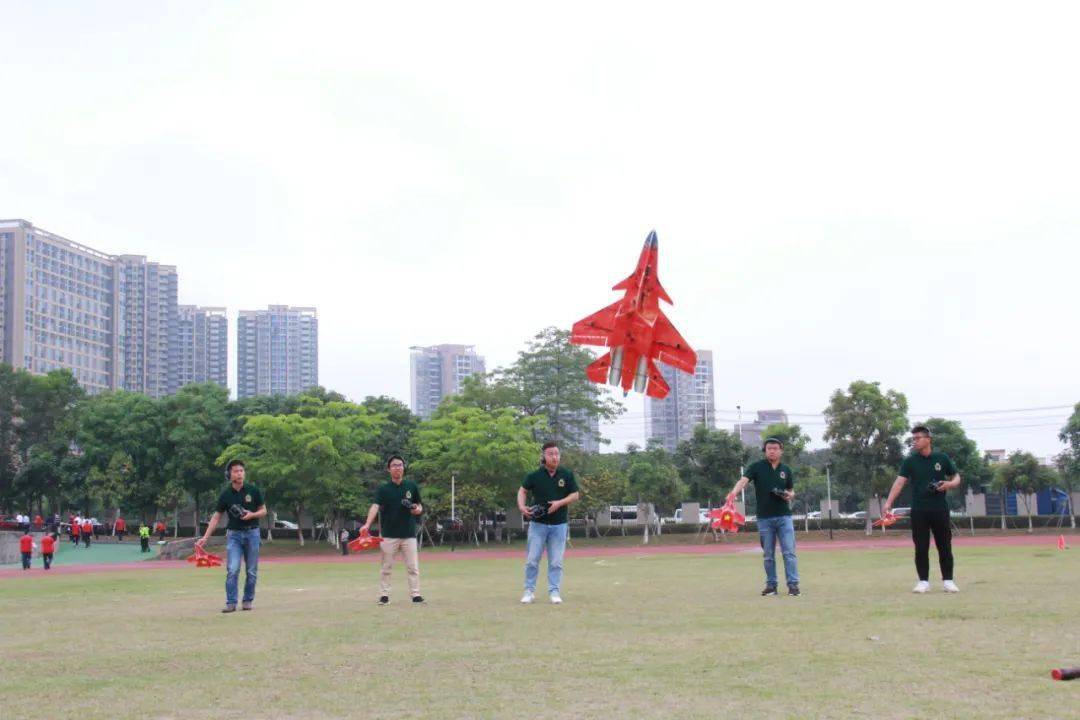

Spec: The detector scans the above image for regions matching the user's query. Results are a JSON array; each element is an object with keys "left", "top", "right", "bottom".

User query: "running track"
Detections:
[{"left": 0, "top": 533, "right": 1068, "bottom": 579}]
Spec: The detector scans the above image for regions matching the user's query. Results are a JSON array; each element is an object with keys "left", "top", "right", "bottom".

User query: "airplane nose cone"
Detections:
[{"left": 645, "top": 230, "right": 658, "bottom": 249}]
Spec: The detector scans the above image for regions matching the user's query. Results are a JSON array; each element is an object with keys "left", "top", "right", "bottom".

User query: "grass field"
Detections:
[{"left": 1, "top": 543, "right": 1077, "bottom": 719}]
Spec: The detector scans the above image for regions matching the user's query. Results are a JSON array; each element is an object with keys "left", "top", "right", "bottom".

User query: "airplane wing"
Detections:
[
  {"left": 651, "top": 311, "right": 697, "bottom": 374},
  {"left": 570, "top": 301, "right": 621, "bottom": 347},
  {"left": 645, "top": 359, "right": 670, "bottom": 399}
]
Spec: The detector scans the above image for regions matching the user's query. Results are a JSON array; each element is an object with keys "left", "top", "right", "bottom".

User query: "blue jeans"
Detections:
[
  {"left": 758, "top": 515, "right": 799, "bottom": 587},
  {"left": 225, "top": 528, "right": 261, "bottom": 605},
  {"left": 524, "top": 522, "right": 567, "bottom": 594}
]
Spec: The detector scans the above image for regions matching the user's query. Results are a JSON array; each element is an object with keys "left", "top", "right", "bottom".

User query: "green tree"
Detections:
[
  {"left": 221, "top": 408, "right": 382, "bottom": 546},
  {"left": 163, "top": 383, "right": 233, "bottom": 532},
  {"left": 673, "top": 426, "right": 749, "bottom": 504},
  {"left": 624, "top": 440, "right": 685, "bottom": 516},
  {"left": 992, "top": 451, "right": 1056, "bottom": 532},
  {"left": 1058, "top": 402, "right": 1080, "bottom": 528},
  {"left": 76, "top": 392, "right": 167, "bottom": 520},
  {"left": 574, "top": 468, "right": 627, "bottom": 537},
  {"left": 412, "top": 405, "right": 543, "bottom": 537},
  {"left": 451, "top": 328, "right": 624, "bottom": 449},
  {"left": 823, "top": 381, "right": 909, "bottom": 533}
]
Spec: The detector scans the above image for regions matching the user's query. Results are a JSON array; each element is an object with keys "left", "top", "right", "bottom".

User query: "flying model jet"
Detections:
[{"left": 570, "top": 231, "right": 697, "bottom": 399}]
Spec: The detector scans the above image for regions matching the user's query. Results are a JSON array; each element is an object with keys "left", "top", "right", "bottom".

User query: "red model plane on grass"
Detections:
[{"left": 570, "top": 231, "right": 697, "bottom": 399}]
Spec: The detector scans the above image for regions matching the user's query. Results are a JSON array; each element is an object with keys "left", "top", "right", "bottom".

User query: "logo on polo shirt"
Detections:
[
  {"left": 406, "top": 490, "right": 413, "bottom": 499},
  {"left": 934, "top": 463, "right": 941, "bottom": 472},
  {"left": 558, "top": 478, "right": 565, "bottom": 488},
  {"left": 245, "top": 494, "right": 252, "bottom": 503},
  {"left": 780, "top": 471, "right": 787, "bottom": 480}
]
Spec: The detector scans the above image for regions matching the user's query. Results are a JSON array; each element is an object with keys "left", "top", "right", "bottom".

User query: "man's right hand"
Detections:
[
  {"left": 726, "top": 491, "right": 737, "bottom": 503},
  {"left": 882, "top": 504, "right": 891, "bottom": 515},
  {"left": 360, "top": 524, "right": 370, "bottom": 534},
  {"left": 195, "top": 536, "right": 207, "bottom": 548},
  {"left": 520, "top": 506, "right": 532, "bottom": 519}
]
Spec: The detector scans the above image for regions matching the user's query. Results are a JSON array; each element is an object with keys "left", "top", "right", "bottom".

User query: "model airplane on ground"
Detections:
[{"left": 570, "top": 231, "right": 697, "bottom": 399}]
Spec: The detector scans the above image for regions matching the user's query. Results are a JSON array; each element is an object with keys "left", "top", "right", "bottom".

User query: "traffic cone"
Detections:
[{"left": 1058, "top": 535, "right": 1068, "bottom": 551}]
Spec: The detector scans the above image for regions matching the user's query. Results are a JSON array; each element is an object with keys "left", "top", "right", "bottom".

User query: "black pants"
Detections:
[
  {"left": 140, "top": 537, "right": 149, "bottom": 552},
  {"left": 83, "top": 534, "right": 91, "bottom": 548},
  {"left": 117, "top": 531, "right": 125, "bottom": 541},
  {"left": 43, "top": 552, "right": 53, "bottom": 569},
  {"left": 22, "top": 551, "right": 32, "bottom": 569},
  {"left": 911, "top": 507, "right": 953, "bottom": 581},
  {"left": 158, "top": 531, "right": 166, "bottom": 541}
]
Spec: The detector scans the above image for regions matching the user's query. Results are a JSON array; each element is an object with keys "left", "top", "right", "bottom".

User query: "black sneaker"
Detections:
[
  {"left": 221, "top": 604, "right": 237, "bottom": 613},
  {"left": 412, "top": 596, "right": 425, "bottom": 604},
  {"left": 378, "top": 596, "right": 389, "bottom": 605},
  {"left": 761, "top": 585, "right": 778, "bottom": 597},
  {"left": 788, "top": 585, "right": 801, "bottom": 597}
]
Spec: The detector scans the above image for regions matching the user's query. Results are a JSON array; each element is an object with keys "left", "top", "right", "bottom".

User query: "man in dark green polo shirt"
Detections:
[
  {"left": 361, "top": 455, "right": 424, "bottom": 605},
  {"left": 883, "top": 425, "right": 961, "bottom": 594},
  {"left": 727, "top": 437, "right": 800, "bottom": 596},
  {"left": 517, "top": 441, "right": 580, "bottom": 604},
  {"left": 197, "top": 460, "right": 267, "bottom": 613}
]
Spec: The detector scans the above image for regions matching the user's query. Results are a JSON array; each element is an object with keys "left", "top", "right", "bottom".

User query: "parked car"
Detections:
[
  {"left": 0, "top": 515, "right": 23, "bottom": 530},
  {"left": 848, "top": 511, "right": 867, "bottom": 520},
  {"left": 892, "top": 507, "right": 911, "bottom": 517},
  {"left": 672, "top": 508, "right": 710, "bottom": 524},
  {"left": 273, "top": 520, "right": 298, "bottom": 530}
]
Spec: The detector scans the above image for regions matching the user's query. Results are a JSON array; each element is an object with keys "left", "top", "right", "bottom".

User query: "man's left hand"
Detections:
[
  {"left": 782, "top": 491, "right": 794, "bottom": 502},
  {"left": 240, "top": 511, "right": 256, "bottom": 521},
  {"left": 410, "top": 506, "right": 423, "bottom": 516}
]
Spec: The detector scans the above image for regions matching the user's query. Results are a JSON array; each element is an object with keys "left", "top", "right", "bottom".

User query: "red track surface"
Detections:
[{"left": 0, "top": 532, "right": 1067, "bottom": 580}]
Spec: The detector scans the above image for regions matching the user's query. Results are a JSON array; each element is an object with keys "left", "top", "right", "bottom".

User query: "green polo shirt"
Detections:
[
  {"left": 522, "top": 466, "right": 579, "bottom": 525},
  {"left": 899, "top": 451, "right": 957, "bottom": 511},
  {"left": 376, "top": 479, "right": 422, "bottom": 539},
  {"left": 215, "top": 483, "right": 265, "bottom": 531},
  {"left": 744, "top": 459, "right": 794, "bottom": 519}
]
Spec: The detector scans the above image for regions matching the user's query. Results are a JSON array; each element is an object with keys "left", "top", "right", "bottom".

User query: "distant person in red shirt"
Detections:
[
  {"left": 115, "top": 516, "right": 127, "bottom": 542},
  {"left": 155, "top": 520, "right": 167, "bottom": 541},
  {"left": 71, "top": 519, "right": 81, "bottom": 546},
  {"left": 40, "top": 533, "right": 56, "bottom": 569},
  {"left": 81, "top": 519, "right": 93, "bottom": 548},
  {"left": 19, "top": 530, "right": 35, "bottom": 570},
  {"left": 33, "top": 514, "right": 43, "bottom": 530}
]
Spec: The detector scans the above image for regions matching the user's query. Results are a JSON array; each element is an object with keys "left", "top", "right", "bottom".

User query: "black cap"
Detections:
[{"left": 762, "top": 437, "right": 784, "bottom": 451}]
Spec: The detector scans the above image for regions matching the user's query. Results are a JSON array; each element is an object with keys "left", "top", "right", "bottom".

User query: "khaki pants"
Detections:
[{"left": 379, "top": 537, "right": 420, "bottom": 598}]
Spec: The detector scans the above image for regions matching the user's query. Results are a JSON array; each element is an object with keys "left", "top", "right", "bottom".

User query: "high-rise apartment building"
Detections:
[
  {"left": 237, "top": 305, "right": 318, "bottom": 398},
  {"left": 0, "top": 219, "right": 122, "bottom": 393},
  {"left": 117, "top": 255, "right": 178, "bottom": 397},
  {"left": 177, "top": 306, "right": 228, "bottom": 389},
  {"left": 647, "top": 349, "right": 716, "bottom": 453},
  {"left": 736, "top": 409, "right": 789, "bottom": 447},
  {"left": 409, "top": 344, "right": 486, "bottom": 419}
]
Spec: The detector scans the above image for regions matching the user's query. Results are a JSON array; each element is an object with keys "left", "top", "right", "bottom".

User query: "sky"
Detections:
[{"left": 2, "top": 1, "right": 1078, "bottom": 457}]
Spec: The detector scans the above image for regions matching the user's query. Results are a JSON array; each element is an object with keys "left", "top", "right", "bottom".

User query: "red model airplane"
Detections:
[
  {"left": 708, "top": 499, "right": 745, "bottom": 533},
  {"left": 570, "top": 231, "right": 697, "bottom": 398}
]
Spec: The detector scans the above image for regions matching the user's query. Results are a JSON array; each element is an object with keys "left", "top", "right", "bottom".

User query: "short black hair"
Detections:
[
  {"left": 386, "top": 455, "right": 406, "bottom": 468},
  {"left": 541, "top": 441, "right": 558, "bottom": 452},
  {"left": 225, "top": 459, "right": 246, "bottom": 474},
  {"left": 763, "top": 437, "right": 784, "bottom": 450},
  {"left": 911, "top": 425, "right": 932, "bottom": 437}
]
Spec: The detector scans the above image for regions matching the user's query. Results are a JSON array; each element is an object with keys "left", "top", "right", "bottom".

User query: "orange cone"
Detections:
[{"left": 1058, "top": 535, "right": 1068, "bottom": 551}]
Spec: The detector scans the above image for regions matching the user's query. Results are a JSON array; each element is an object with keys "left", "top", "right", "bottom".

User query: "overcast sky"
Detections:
[{"left": 3, "top": 1, "right": 1077, "bottom": 457}]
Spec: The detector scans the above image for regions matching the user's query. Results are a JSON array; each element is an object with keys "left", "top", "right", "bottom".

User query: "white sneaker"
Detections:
[
  {"left": 520, "top": 591, "right": 535, "bottom": 604},
  {"left": 549, "top": 593, "right": 562, "bottom": 604},
  {"left": 943, "top": 580, "right": 960, "bottom": 593},
  {"left": 912, "top": 581, "right": 930, "bottom": 594}
]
